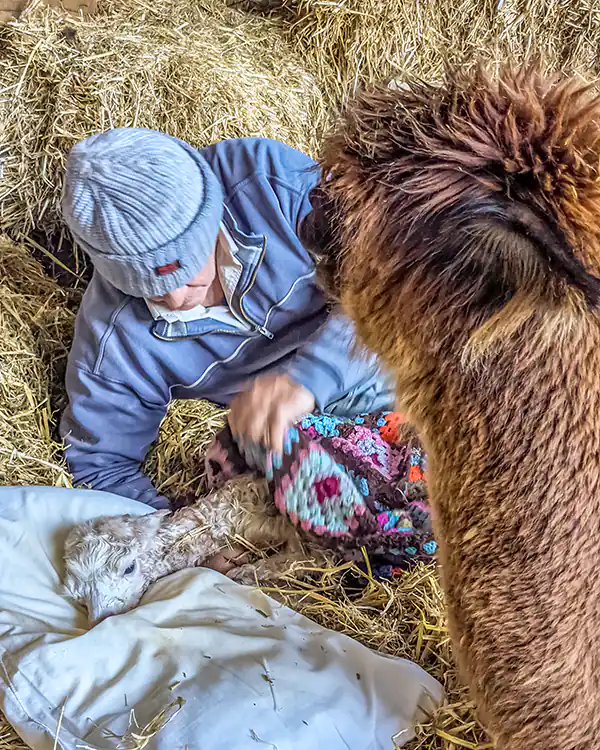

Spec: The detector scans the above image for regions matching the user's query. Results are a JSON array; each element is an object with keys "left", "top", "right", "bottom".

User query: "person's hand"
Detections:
[
  {"left": 228, "top": 373, "right": 315, "bottom": 462},
  {"left": 203, "top": 546, "right": 248, "bottom": 575}
]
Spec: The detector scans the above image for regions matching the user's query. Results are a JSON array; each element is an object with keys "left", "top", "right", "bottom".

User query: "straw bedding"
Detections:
[
  {"left": 2, "top": 0, "right": 600, "bottom": 747},
  {"left": 0, "top": 237, "right": 74, "bottom": 487}
]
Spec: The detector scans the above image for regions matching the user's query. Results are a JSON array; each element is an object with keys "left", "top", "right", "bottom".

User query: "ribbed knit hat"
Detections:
[{"left": 61, "top": 128, "right": 224, "bottom": 298}]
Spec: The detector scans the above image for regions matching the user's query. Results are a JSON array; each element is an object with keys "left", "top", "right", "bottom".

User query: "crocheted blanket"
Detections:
[{"left": 205, "top": 412, "right": 436, "bottom": 575}]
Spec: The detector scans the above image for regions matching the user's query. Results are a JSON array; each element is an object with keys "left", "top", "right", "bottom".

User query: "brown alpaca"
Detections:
[{"left": 300, "top": 65, "right": 600, "bottom": 749}]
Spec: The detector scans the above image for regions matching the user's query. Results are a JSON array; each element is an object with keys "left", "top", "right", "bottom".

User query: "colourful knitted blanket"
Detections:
[
  {"left": 205, "top": 412, "right": 436, "bottom": 576},
  {"left": 206, "top": 412, "right": 436, "bottom": 577}
]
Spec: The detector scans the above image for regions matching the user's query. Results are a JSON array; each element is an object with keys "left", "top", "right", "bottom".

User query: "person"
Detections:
[{"left": 60, "top": 128, "right": 393, "bottom": 510}]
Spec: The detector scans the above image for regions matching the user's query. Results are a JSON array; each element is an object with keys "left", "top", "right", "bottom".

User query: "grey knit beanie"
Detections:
[{"left": 62, "top": 128, "right": 224, "bottom": 298}]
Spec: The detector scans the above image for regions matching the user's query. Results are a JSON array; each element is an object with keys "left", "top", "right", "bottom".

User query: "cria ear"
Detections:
[
  {"left": 504, "top": 202, "right": 600, "bottom": 308},
  {"left": 130, "top": 510, "right": 170, "bottom": 546},
  {"left": 63, "top": 522, "right": 90, "bottom": 557}
]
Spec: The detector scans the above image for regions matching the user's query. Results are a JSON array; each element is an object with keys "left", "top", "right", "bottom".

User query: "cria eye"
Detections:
[{"left": 123, "top": 562, "right": 136, "bottom": 575}]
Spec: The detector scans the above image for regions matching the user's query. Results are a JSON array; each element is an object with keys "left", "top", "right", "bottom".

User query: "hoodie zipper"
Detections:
[
  {"left": 153, "top": 328, "right": 250, "bottom": 342},
  {"left": 236, "top": 237, "right": 274, "bottom": 339}
]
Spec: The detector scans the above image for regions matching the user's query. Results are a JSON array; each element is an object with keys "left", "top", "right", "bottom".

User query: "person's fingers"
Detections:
[
  {"left": 204, "top": 547, "right": 249, "bottom": 574},
  {"left": 229, "top": 375, "right": 314, "bottom": 465},
  {"left": 267, "top": 409, "right": 288, "bottom": 456},
  {"left": 244, "top": 442, "right": 265, "bottom": 470},
  {"left": 233, "top": 390, "right": 270, "bottom": 443},
  {"left": 247, "top": 420, "right": 267, "bottom": 448},
  {"left": 204, "top": 552, "right": 237, "bottom": 574},
  {"left": 227, "top": 395, "right": 243, "bottom": 437}
]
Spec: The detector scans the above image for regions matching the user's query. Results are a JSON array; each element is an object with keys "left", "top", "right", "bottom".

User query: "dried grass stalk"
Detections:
[{"left": 145, "top": 399, "right": 228, "bottom": 500}]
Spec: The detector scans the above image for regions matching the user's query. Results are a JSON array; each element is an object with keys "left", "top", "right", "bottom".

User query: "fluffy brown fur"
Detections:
[{"left": 304, "top": 65, "right": 600, "bottom": 749}]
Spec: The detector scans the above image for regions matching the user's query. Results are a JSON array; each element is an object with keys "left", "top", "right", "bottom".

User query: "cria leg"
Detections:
[
  {"left": 227, "top": 548, "right": 328, "bottom": 586},
  {"left": 236, "top": 507, "right": 301, "bottom": 551},
  {"left": 174, "top": 478, "right": 302, "bottom": 573}
]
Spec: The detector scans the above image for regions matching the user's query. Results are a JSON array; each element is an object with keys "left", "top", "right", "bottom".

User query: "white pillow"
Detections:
[{"left": 0, "top": 486, "right": 442, "bottom": 750}]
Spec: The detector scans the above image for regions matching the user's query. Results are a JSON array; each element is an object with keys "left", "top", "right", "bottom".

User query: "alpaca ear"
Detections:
[
  {"left": 450, "top": 196, "right": 600, "bottom": 308},
  {"left": 450, "top": 198, "right": 600, "bottom": 363},
  {"left": 131, "top": 510, "right": 169, "bottom": 546},
  {"left": 503, "top": 202, "right": 600, "bottom": 307}
]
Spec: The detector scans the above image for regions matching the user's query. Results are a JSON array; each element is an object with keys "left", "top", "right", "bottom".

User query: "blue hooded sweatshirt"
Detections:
[{"left": 60, "top": 137, "right": 393, "bottom": 508}]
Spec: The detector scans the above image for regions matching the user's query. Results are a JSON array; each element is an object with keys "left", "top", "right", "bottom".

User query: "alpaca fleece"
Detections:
[{"left": 304, "top": 64, "right": 600, "bottom": 749}]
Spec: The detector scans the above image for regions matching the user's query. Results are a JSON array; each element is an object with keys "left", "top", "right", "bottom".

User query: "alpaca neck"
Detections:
[
  {"left": 417, "top": 312, "right": 600, "bottom": 538},
  {"left": 153, "top": 505, "right": 227, "bottom": 578}
]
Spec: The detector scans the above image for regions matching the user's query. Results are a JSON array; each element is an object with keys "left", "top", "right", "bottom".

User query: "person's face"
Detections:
[{"left": 149, "top": 248, "right": 223, "bottom": 311}]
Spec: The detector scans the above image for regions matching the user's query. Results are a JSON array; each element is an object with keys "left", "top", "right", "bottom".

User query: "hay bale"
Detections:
[
  {"left": 0, "top": 0, "right": 96, "bottom": 27},
  {"left": 245, "top": 0, "right": 600, "bottom": 103},
  {"left": 0, "top": 0, "right": 329, "bottom": 236},
  {"left": 0, "top": 235, "right": 74, "bottom": 486}
]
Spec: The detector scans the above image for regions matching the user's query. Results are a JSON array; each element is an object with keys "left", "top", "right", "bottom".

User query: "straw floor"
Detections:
[
  {"left": 1, "top": 0, "right": 600, "bottom": 747},
  {"left": 0, "top": 237, "right": 74, "bottom": 487}
]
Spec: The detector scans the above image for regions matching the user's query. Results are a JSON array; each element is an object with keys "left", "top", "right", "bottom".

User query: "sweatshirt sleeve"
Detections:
[
  {"left": 60, "top": 364, "right": 169, "bottom": 509},
  {"left": 281, "top": 312, "right": 382, "bottom": 411}
]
